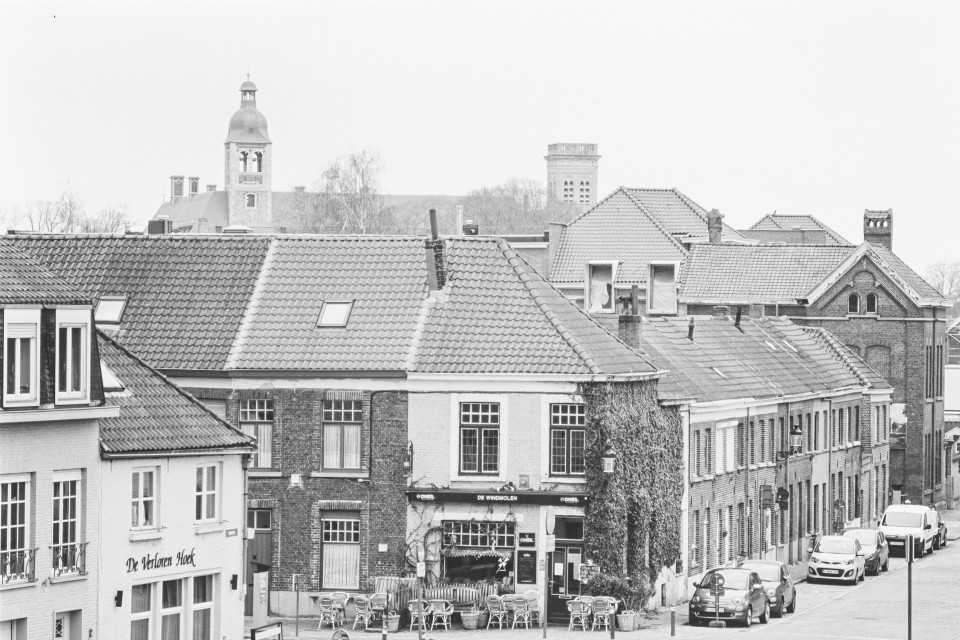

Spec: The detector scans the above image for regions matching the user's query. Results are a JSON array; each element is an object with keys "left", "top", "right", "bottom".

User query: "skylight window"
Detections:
[
  {"left": 782, "top": 340, "right": 799, "bottom": 353},
  {"left": 100, "top": 361, "right": 125, "bottom": 392},
  {"left": 712, "top": 367, "right": 726, "bottom": 379},
  {"left": 317, "top": 301, "right": 354, "bottom": 327},
  {"left": 95, "top": 296, "right": 127, "bottom": 324}
]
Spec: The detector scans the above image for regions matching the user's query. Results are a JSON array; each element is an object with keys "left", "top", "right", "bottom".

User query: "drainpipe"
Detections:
[
  {"left": 785, "top": 403, "right": 792, "bottom": 566},
  {"left": 745, "top": 407, "right": 751, "bottom": 560},
  {"left": 827, "top": 399, "right": 834, "bottom": 536}
]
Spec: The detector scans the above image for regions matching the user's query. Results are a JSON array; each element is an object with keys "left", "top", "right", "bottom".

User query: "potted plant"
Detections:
[{"left": 461, "top": 605, "right": 480, "bottom": 630}]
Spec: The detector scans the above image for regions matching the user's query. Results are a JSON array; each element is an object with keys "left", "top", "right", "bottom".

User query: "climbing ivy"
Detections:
[{"left": 580, "top": 379, "right": 683, "bottom": 602}]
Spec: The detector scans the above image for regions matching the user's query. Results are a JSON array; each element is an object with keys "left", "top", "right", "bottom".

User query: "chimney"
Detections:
[
  {"left": 462, "top": 220, "right": 479, "bottom": 236},
  {"left": 170, "top": 175, "right": 185, "bottom": 200},
  {"left": 863, "top": 209, "right": 893, "bottom": 250},
  {"left": 188, "top": 177, "right": 199, "bottom": 197},
  {"left": 206, "top": 184, "right": 217, "bottom": 192},
  {"left": 147, "top": 216, "right": 172, "bottom": 235},
  {"left": 618, "top": 285, "right": 642, "bottom": 349},
  {"left": 294, "top": 186, "right": 306, "bottom": 193},
  {"left": 707, "top": 208, "right": 724, "bottom": 243},
  {"left": 425, "top": 209, "right": 446, "bottom": 290},
  {"left": 688, "top": 316, "right": 695, "bottom": 340}
]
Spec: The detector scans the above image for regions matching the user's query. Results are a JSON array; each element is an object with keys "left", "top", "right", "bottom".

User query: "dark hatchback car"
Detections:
[
  {"left": 689, "top": 568, "right": 770, "bottom": 627},
  {"left": 842, "top": 528, "right": 889, "bottom": 575},
  {"left": 738, "top": 560, "right": 796, "bottom": 617}
]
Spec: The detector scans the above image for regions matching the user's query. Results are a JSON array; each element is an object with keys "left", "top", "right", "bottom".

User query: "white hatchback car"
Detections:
[{"left": 807, "top": 535, "right": 865, "bottom": 584}]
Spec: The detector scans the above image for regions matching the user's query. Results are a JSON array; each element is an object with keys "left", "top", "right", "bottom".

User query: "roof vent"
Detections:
[{"left": 222, "top": 225, "right": 254, "bottom": 234}]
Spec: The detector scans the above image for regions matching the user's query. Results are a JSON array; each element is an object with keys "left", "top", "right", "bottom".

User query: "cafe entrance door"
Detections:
[{"left": 546, "top": 517, "right": 584, "bottom": 623}]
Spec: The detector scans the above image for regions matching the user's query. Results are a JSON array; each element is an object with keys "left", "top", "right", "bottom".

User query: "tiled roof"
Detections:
[
  {"left": 746, "top": 213, "right": 851, "bottom": 245},
  {"left": 152, "top": 191, "right": 230, "bottom": 233},
  {"left": 680, "top": 244, "right": 855, "bottom": 303},
  {"left": 0, "top": 238, "right": 91, "bottom": 305},
  {"left": 869, "top": 245, "right": 945, "bottom": 301},
  {"left": 626, "top": 316, "right": 871, "bottom": 403},
  {"left": 97, "top": 332, "right": 253, "bottom": 454},
  {"left": 623, "top": 188, "right": 749, "bottom": 243},
  {"left": 799, "top": 327, "right": 891, "bottom": 390},
  {"left": 9, "top": 234, "right": 272, "bottom": 369},
  {"left": 551, "top": 189, "right": 689, "bottom": 285}
]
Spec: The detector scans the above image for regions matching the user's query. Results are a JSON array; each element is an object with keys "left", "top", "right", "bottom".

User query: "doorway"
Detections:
[
  {"left": 546, "top": 517, "right": 584, "bottom": 623},
  {"left": 245, "top": 509, "right": 273, "bottom": 616}
]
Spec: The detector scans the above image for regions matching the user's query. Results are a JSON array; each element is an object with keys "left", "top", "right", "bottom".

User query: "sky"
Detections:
[{"left": 3, "top": 0, "right": 958, "bottom": 273}]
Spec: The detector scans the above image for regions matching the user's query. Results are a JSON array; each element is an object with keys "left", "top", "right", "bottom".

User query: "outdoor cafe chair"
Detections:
[
  {"left": 522, "top": 590, "right": 542, "bottom": 625},
  {"left": 591, "top": 597, "right": 616, "bottom": 632},
  {"left": 369, "top": 593, "right": 390, "bottom": 625},
  {"left": 486, "top": 595, "right": 509, "bottom": 629},
  {"left": 353, "top": 595, "right": 374, "bottom": 630},
  {"left": 428, "top": 599, "right": 454, "bottom": 631},
  {"left": 408, "top": 599, "right": 432, "bottom": 632},
  {"left": 330, "top": 592, "right": 350, "bottom": 625},
  {"left": 511, "top": 596, "right": 532, "bottom": 629},
  {"left": 574, "top": 596, "right": 595, "bottom": 624},
  {"left": 567, "top": 600, "right": 590, "bottom": 631},
  {"left": 317, "top": 596, "right": 341, "bottom": 630}
]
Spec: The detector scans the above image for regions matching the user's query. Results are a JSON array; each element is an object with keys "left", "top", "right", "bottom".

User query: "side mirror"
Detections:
[
  {"left": 925, "top": 524, "right": 932, "bottom": 530},
  {"left": 806, "top": 547, "right": 813, "bottom": 553},
  {"left": 692, "top": 581, "right": 700, "bottom": 589}
]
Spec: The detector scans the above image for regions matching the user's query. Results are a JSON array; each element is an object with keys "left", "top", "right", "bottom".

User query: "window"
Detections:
[
  {"left": 459, "top": 402, "right": 500, "bottom": 474},
  {"left": 443, "top": 520, "right": 516, "bottom": 547},
  {"left": 694, "top": 430, "right": 702, "bottom": 476},
  {"left": 52, "top": 475, "right": 82, "bottom": 576},
  {"left": 848, "top": 294, "right": 860, "bottom": 314},
  {"left": 693, "top": 510, "right": 702, "bottom": 567},
  {"left": 317, "top": 301, "right": 353, "bottom": 327},
  {"left": 161, "top": 579, "right": 184, "bottom": 638},
  {"left": 130, "top": 584, "right": 152, "bottom": 640},
  {"left": 131, "top": 577, "right": 217, "bottom": 640},
  {"left": 56, "top": 309, "right": 90, "bottom": 402},
  {"left": 172, "top": 177, "right": 184, "bottom": 197},
  {"left": 247, "top": 509, "right": 272, "bottom": 530},
  {"left": 866, "top": 293, "right": 877, "bottom": 314},
  {"left": 246, "top": 193, "right": 256, "bottom": 208},
  {"left": 321, "top": 516, "right": 360, "bottom": 589},
  {"left": 132, "top": 469, "right": 157, "bottom": 529},
  {"left": 563, "top": 180, "right": 574, "bottom": 202},
  {"left": 579, "top": 180, "right": 590, "bottom": 203},
  {"left": 648, "top": 264, "right": 677, "bottom": 314},
  {"left": 192, "top": 575, "right": 214, "bottom": 640},
  {"left": 550, "top": 403, "right": 586, "bottom": 475},
  {"left": 240, "top": 151, "right": 249, "bottom": 172},
  {"left": 323, "top": 400, "right": 362, "bottom": 470},
  {"left": 241, "top": 399, "right": 274, "bottom": 468},
  {"left": 255, "top": 151, "right": 263, "bottom": 173},
  {"left": 4, "top": 309, "right": 39, "bottom": 406},
  {"left": 586, "top": 263, "right": 615, "bottom": 313},
  {"left": 95, "top": 296, "right": 127, "bottom": 324},
  {"left": 0, "top": 477, "right": 31, "bottom": 584},
  {"left": 195, "top": 465, "right": 218, "bottom": 522}
]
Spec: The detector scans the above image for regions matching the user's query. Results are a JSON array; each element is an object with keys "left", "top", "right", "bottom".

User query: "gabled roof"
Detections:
[
  {"left": 12, "top": 234, "right": 658, "bottom": 378},
  {"left": 97, "top": 331, "right": 253, "bottom": 455},
  {"left": 623, "top": 188, "right": 749, "bottom": 243},
  {"left": 745, "top": 213, "right": 852, "bottom": 246},
  {"left": 799, "top": 327, "right": 892, "bottom": 391},
  {"left": 613, "top": 316, "right": 872, "bottom": 403},
  {"left": 0, "top": 238, "right": 91, "bottom": 305}
]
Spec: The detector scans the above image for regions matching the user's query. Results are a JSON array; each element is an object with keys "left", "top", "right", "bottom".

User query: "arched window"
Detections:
[
  {"left": 240, "top": 151, "right": 249, "bottom": 172},
  {"left": 866, "top": 293, "right": 878, "bottom": 314},
  {"left": 848, "top": 294, "right": 860, "bottom": 314},
  {"left": 246, "top": 193, "right": 256, "bottom": 208},
  {"left": 255, "top": 152, "right": 263, "bottom": 172}
]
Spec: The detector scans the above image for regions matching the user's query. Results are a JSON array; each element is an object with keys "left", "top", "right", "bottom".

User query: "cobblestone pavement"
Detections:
[{"left": 247, "top": 511, "right": 960, "bottom": 640}]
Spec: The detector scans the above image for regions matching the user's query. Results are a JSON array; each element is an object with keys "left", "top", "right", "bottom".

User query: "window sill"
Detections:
[
  {"left": 0, "top": 579, "right": 37, "bottom": 592},
  {"left": 50, "top": 572, "right": 87, "bottom": 584},
  {"left": 194, "top": 521, "right": 227, "bottom": 535},
  {"left": 450, "top": 475, "right": 506, "bottom": 483},
  {"left": 250, "top": 470, "right": 283, "bottom": 478},
  {"left": 129, "top": 529, "right": 163, "bottom": 541},
  {"left": 309, "top": 470, "right": 369, "bottom": 479},
  {"left": 546, "top": 476, "right": 587, "bottom": 484},
  {"left": 55, "top": 395, "right": 91, "bottom": 406}
]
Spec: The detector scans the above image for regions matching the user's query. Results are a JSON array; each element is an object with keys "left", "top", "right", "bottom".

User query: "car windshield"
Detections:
[
  {"left": 883, "top": 512, "right": 922, "bottom": 527},
  {"left": 844, "top": 530, "right": 877, "bottom": 546},
  {"left": 816, "top": 538, "right": 855, "bottom": 554},
  {"left": 740, "top": 564, "right": 780, "bottom": 581},
  {"left": 704, "top": 571, "right": 750, "bottom": 590}
]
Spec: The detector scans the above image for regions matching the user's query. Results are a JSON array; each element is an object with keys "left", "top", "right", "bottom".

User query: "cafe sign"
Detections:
[
  {"left": 407, "top": 489, "right": 589, "bottom": 506},
  {"left": 127, "top": 548, "right": 197, "bottom": 573}
]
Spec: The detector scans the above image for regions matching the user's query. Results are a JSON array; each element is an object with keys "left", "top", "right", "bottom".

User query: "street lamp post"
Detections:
[
  {"left": 777, "top": 421, "right": 803, "bottom": 564},
  {"left": 602, "top": 442, "right": 616, "bottom": 640},
  {"left": 415, "top": 542, "right": 425, "bottom": 640},
  {"left": 543, "top": 507, "right": 556, "bottom": 640}
]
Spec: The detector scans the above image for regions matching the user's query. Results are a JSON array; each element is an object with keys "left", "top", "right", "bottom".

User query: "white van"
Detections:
[{"left": 878, "top": 504, "right": 936, "bottom": 558}]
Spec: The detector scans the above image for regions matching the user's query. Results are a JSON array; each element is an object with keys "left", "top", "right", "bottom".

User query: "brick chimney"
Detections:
[
  {"left": 864, "top": 209, "right": 893, "bottom": 250},
  {"left": 206, "top": 184, "right": 217, "bottom": 192},
  {"left": 425, "top": 209, "right": 446, "bottom": 290},
  {"left": 618, "top": 286, "right": 642, "bottom": 349},
  {"left": 707, "top": 209, "right": 724, "bottom": 243}
]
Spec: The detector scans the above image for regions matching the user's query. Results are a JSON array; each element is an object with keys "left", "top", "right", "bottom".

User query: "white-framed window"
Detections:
[
  {"left": 550, "top": 403, "right": 586, "bottom": 475},
  {"left": 132, "top": 468, "right": 157, "bottom": 529},
  {"left": 459, "top": 402, "right": 500, "bottom": 474},
  {"left": 130, "top": 583, "right": 152, "bottom": 640},
  {"left": 246, "top": 193, "right": 256, "bottom": 208},
  {"left": 322, "top": 400, "right": 362, "bottom": 470},
  {"left": 161, "top": 579, "right": 183, "bottom": 639},
  {"left": 192, "top": 575, "right": 214, "bottom": 640},
  {"left": 648, "top": 263, "right": 678, "bottom": 314},
  {"left": 0, "top": 475, "right": 31, "bottom": 584},
  {"left": 52, "top": 471, "right": 82, "bottom": 576},
  {"left": 321, "top": 515, "right": 360, "bottom": 589},
  {"left": 3, "top": 308, "right": 40, "bottom": 406},
  {"left": 95, "top": 296, "right": 127, "bottom": 324},
  {"left": 56, "top": 309, "right": 90, "bottom": 403},
  {"left": 130, "top": 576, "right": 218, "bottom": 640},
  {"left": 240, "top": 399, "right": 274, "bottom": 468},
  {"left": 585, "top": 262, "right": 617, "bottom": 313},
  {"left": 195, "top": 464, "right": 219, "bottom": 523},
  {"left": 715, "top": 423, "right": 736, "bottom": 474}
]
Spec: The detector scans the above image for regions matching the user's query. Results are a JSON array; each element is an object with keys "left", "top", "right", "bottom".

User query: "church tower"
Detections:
[
  {"left": 545, "top": 143, "right": 600, "bottom": 212},
  {"left": 225, "top": 78, "right": 272, "bottom": 228}
]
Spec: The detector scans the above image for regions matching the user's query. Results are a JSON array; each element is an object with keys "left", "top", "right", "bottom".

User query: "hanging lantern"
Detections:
[
  {"left": 602, "top": 441, "right": 616, "bottom": 474},
  {"left": 790, "top": 424, "right": 803, "bottom": 453}
]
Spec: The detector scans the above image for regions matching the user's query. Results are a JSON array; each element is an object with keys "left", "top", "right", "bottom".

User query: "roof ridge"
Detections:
[
  {"left": 226, "top": 237, "right": 277, "bottom": 369},
  {"left": 799, "top": 326, "right": 871, "bottom": 387},
  {"left": 404, "top": 280, "right": 435, "bottom": 372},
  {"left": 97, "top": 329, "right": 254, "bottom": 447},
  {"left": 563, "top": 186, "right": 628, "bottom": 228},
  {"left": 620, "top": 189, "right": 691, "bottom": 255}
]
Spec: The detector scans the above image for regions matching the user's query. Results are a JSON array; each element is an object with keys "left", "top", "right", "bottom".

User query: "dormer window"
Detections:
[
  {"left": 586, "top": 263, "right": 616, "bottom": 313},
  {"left": 3, "top": 309, "right": 40, "bottom": 406},
  {"left": 246, "top": 193, "right": 257, "bottom": 208},
  {"left": 95, "top": 296, "right": 127, "bottom": 325},
  {"left": 56, "top": 309, "right": 90, "bottom": 404},
  {"left": 866, "top": 293, "right": 878, "bottom": 314},
  {"left": 848, "top": 294, "right": 860, "bottom": 314},
  {"left": 648, "top": 263, "right": 678, "bottom": 315},
  {"left": 317, "top": 301, "right": 354, "bottom": 327}
]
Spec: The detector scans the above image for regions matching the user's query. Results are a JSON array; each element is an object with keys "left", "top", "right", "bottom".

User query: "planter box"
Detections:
[
  {"left": 461, "top": 613, "right": 480, "bottom": 630},
  {"left": 617, "top": 613, "right": 637, "bottom": 631}
]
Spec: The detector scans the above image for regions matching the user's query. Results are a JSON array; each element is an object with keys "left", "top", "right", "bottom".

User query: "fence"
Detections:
[{"left": 372, "top": 577, "right": 502, "bottom": 614}]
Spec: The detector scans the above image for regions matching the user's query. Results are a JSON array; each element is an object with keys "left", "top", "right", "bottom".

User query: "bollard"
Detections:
[
  {"left": 671, "top": 606, "right": 675, "bottom": 636},
  {"left": 609, "top": 610, "right": 615, "bottom": 640}
]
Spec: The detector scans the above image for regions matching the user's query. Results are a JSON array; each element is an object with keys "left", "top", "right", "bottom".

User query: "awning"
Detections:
[{"left": 442, "top": 547, "right": 513, "bottom": 559}]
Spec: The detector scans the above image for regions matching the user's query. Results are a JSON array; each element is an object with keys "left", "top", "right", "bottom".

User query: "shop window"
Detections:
[
  {"left": 192, "top": 575, "right": 214, "bottom": 640},
  {"left": 132, "top": 468, "right": 158, "bottom": 529},
  {"left": 442, "top": 520, "right": 516, "bottom": 585},
  {"left": 459, "top": 402, "right": 500, "bottom": 474},
  {"left": 241, "top": 399, "right": 274, "bottom": 468},
  {"left": 130, "top": 576, "right": 217, "bottom": 640},
  {"left": 321, "top": 516, "right": 360, "bottom": 589},
  {"left": 322, "top": 400, "right": 362, "bottom": 470},
  {"left": 4, "top": 308, "right": 40, "bottom": 406},
  {"left": 549, "top": 403, "right": 585, "bottom": 475}
]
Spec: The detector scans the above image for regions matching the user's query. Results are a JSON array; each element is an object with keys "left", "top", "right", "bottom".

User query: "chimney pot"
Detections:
[
  {"left": 429, "top": 209, "right": 439, "bottom": 241},
  {"left": 707, "top": 208, "right": 724, "bottom": 243},
  {"left": 294, "top": 186, "right": 306, "bottom": 193},
  {"left": 688, "top": 317, "right": 695, "bottom": 340},
  {"left": 863, "top": 209, "right": 893, "bottom": 250},
  {"left": 206, "top": 184, "right": 217, "bottom": 192}
]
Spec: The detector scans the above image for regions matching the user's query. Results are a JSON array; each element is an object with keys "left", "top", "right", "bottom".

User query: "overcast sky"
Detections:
[{"left": 3, "top": 0, "right": 958, "bottom": 272}]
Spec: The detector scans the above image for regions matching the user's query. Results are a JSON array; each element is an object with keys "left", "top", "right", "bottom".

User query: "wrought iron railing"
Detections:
[
  {"left": 0, "top": 548, "right": 37, "bottom": 584},
  {"left": 51, "top": 542, "right": 87, "bottom": 578}
]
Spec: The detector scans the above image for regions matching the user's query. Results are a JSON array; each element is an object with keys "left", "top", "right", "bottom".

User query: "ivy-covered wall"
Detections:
[{"left": 580, "top": 379, "right": 683, "bottom": 590}]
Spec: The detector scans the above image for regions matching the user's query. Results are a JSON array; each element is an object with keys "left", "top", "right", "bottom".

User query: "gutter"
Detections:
[{"left": 100, "top": 446, "right": 254, "bottom": 459}]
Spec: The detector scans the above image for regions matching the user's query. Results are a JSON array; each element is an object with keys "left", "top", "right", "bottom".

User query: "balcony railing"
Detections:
[
  {"left": 51, "top": 542, "right": 88, "bottom": 578},
  {"left": 239, "top": 173, "right": 263, "bottom": 185},
  {"left": 0, "top": 548, "right": 37, "bottom": 584}
]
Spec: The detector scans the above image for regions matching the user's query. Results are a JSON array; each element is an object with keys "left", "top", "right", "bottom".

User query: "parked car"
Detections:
[
  {"left": 931, "top": 508, "right": 949, "bottom": 550},
  {"left": 738, "top": 560, "right": 796, "bottom": 618},
  {"left": 807, "top": 535, "right": 865, "bottom": 584},
  {"left": 878, "top": 504, "right": 936, "bottom": 558},
  {"left": 688, "top": 568, "right": 770, "bottom": 627},
  {"left": 842, "top": 528, "right": 889, "bottom": 575}
]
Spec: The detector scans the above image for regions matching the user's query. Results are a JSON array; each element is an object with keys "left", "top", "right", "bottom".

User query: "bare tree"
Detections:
[
  {"left": 460, "top": 178, "right": 580, "bottom": 235},
  {"left": 79, "top": 205, "right": 130, "bottom": 233},
  {"left": 926, "top": 261, "right": 960, "bottom": 317}
]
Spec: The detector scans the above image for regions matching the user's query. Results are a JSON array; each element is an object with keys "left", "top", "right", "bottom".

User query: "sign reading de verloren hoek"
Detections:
[{"left": 126, "top": 548, "right": 197, "bottom": 573}]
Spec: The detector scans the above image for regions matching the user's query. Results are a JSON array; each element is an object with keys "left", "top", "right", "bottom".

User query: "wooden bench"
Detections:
[{"left": 424, "top": 587, "right": 481, "bottom": 613}]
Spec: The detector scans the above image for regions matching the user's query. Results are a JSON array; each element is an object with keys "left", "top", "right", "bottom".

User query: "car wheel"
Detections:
[
  {"left": 773, "top": 597, "right": 784, "bottom": 618},
  {"left": 786, "top": 593, "right": 797, "bottom": 614},
  {"left": 882, "top": 557, "right": 889, "bottom": 572},
  {"left": 859, "top": 567, "right": 865, "bottom": 582},
  {"left": 807, "top": 577, "right": 816, "bottom": 585},
  {"left": 744, "top": 606, "right": 752, "bottom": 628},
  {"left": 759, "top": 601, "right": 770, "bottom": 624},
  {"left": 943, "top": 532, "right": 948, "bottom": 547},
  {"left": 935, "top": 534, "right": 941, "bottom": 551}
]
